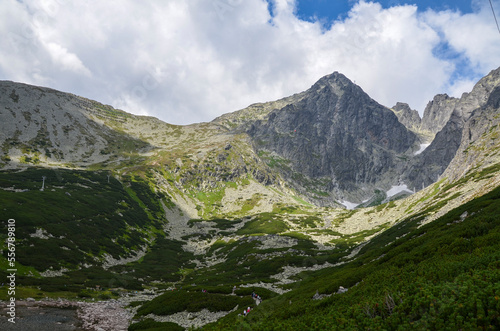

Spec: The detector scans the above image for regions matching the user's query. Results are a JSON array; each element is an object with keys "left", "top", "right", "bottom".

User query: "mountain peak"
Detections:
[
  {"left": 391, "top": 102, "right": 422, "bottom": 133},
  {"left": 248, "top": 70, "right": 417, "bottom": 203},
  {"left": 317, "top": 71, "right": 349, "bottom": 83},
  {"left": 311, "top": 71, "right": 362, "bottom": 94},
  {"left": 420, "top": 93, "right": 458, "bottom": 135}
]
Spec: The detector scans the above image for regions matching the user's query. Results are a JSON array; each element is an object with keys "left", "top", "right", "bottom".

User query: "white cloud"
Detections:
[
  {"left": 315, "top": 2, "right": 452, "bottom": 112},
  {"left": 0, "top": 0, "right": 498, "bottom": 124},
  {"left": 421, "top": 1, "right": 500, "bottom": 99},
  {"left": 44, "top": 42, "right": 91, "bottom": 77},
  {"left": 447, "top": 78, "right": 476, "bottom": 99},
  {"left": 423, "top": 1, "right": 500, "bottom": 73}
]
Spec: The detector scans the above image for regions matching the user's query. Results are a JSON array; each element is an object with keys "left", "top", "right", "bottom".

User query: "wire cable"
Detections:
[{"left": 489, "top": 0, "right": 500, "bottom": 34}]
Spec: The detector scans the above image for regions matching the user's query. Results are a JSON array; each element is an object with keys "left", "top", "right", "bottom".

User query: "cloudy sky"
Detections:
[{"left": 1, "top": 0, "right": 499, "bottom": 125}]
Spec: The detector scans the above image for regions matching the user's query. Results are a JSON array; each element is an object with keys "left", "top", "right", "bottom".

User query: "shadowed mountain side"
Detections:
[{"left": 404, "top": 112, "right": 465, "bottom": 189}]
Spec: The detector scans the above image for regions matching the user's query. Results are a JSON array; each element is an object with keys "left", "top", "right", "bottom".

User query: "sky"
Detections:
[{"left": 1, "top": 0, "right": 499, "bottom": 125}]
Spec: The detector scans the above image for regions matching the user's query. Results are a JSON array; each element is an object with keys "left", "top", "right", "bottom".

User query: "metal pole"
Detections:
[{"left": 41, "top": 176, "right": 46, "bottom": 191}]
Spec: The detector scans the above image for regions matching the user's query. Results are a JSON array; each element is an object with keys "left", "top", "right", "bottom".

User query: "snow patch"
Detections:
[
  {"left": 414, "top": 143, "right": 430, "bottom": 155},
  {"left": 386, "top": 184, "right": 413, "bottom": 198},
  {"left": 340, "top": 200, "right": 358, "bottom": 210}
]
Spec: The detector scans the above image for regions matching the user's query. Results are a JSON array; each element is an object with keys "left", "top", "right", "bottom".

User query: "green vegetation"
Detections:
[
  {"left": 110, "top": 237, "right": 195, "bottom": 283},
  {"left": 188, "top": 218, "right": 242, "bottom": 231},
  {"left": 136, "top": 290, "right": 253, "bottom": 317},
  {"left": 239, "top": 193, "right": 263, "bottom": 214},
  {"left": 258, "top": 150, "right": 292, "bottom": 170},
  {"left": 1, "top": 146, "right": 499, "bottom": 330},
  {"left": 236, "top": 214, "right": 289, "bottom": 235},
  {"left": 19, "top": 154, "right": 41, "bottom": 164},
  {"left": 0, "top": 168, "right": 178, "bottom": 293},
  {"left": 205, "top": 184, "right": 500, "bottom": 330},
  {"left": 283, "top": 231, "right": 312, "bottom": 240},
  {"left": 129, "top": 319, "right": 184, "bottom": 331},
  {"left": 289, "top": 215, "right": 320, "bottom": 228},
  {"left": 234, "top": 287, "right": 279, "bottom": 299}
]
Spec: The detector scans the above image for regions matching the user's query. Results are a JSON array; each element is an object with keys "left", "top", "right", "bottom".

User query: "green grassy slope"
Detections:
[
  {"left": 0, "top": 168, "right": 195, "bottom": 297},
  {"left": 203, "top": 185, "right": 500, "bottom": 330}
]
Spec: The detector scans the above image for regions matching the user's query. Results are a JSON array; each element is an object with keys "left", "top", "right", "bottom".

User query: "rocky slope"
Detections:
[
  {"left": 213, "top": 91, "right": 307, "bottom": 132},
  {"left": 2, "top": 68, "right": 500, "bottom": 210},
  {"left": 443, "top": 84, "right": 500, "bottom": 181},
  {"left": 0, "top": 81, "right": 152, "bottom": 168},
  {"left": 246, "top": 72, "right": 418, "bottom": 204},
  {"left": 403, "top": 67, "right": 500, "bottom": 190},
  {"left": 420, "top": 93, "right": 458, "bottom": 136},
  {"left": 0, "top": 81, "right": 301, "bottom": 218},
  {"left": 391, "top": 102, "right": 422, "bottom": 134}
]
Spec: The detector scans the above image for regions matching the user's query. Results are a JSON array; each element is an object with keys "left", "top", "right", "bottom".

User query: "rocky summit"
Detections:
[
  {"left": 390, "top": 102, "right": 421, "bottom": 134},
  {"left": 246, "top": 72, "right": 417, "bottom": 204},
  {"left": 1, "top": 67, "right": 500, "bottom": 330}
]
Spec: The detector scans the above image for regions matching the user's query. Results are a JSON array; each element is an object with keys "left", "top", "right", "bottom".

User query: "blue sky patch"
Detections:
[{"left": 296, "top": 0, "right": 475, "bottom": 25}]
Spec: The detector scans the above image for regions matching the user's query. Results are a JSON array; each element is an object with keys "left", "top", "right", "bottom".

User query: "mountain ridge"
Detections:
[
  {"left": 402, "top": 67, "right": 500, "bottom": 191},
  {"left": 2, "top": 67, "right": 500, "bottom": 207}
]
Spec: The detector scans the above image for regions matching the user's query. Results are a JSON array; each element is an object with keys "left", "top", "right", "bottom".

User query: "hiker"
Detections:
[{"left": 243, "top": 309, "right": 247, "bottom": 316}]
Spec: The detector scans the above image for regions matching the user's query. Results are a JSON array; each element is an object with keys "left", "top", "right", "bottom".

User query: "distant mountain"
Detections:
[
  {"left": 443, "top": 83, "right": 500, "bottom": 181},
  {"left": 420, "top": 93, "right": 458, "bottom": 136},
  {"left": 0, "top": 80, "right": 300, "bottom": 219},
  {"left": 391, "top": 102, "right": 422, "bottom": 134},
  {"left": 0, "top": 81, "right": 152, "bottom": 166},
  {"left": 245, "top": 72, "right": 417, "bottom": 204}
]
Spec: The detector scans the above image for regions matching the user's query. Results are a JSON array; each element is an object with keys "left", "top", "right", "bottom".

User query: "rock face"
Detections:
[
  {"left": 403, "top": 67, "right": 500, "bottom": 189},
  {"left": 247, "top": 72, "right": 417, "bottom": 201},
  {"left": 418, "top": 68, "right": 498, "bottom": 137},
  {"left": 442, "top": 84, "right": 500, "bottom": 181},
  {"left": 420, "top": 94, "right": 458, "bottom": 136},
  {"left": 391, "top": 102, "right": 421, "bottom": 133},
  {"left": 0, "top": 81, "right": 151, "bottom": 167},
  {"left": 404, "top": 111, "right": 465, "bottom": 189}
]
